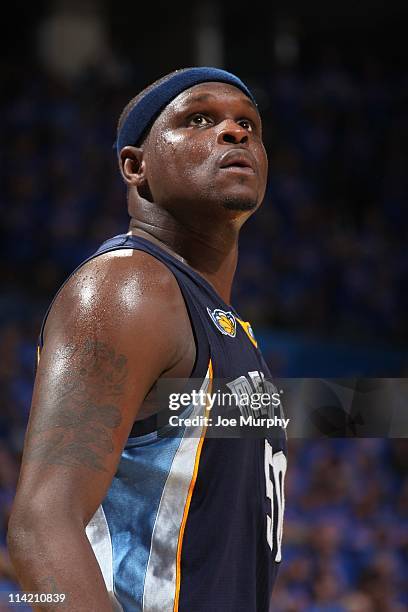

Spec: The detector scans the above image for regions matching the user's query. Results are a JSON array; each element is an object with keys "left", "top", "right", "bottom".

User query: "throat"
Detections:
[{"left": 128, "top": 222, "right": 239, "bottom": 304}]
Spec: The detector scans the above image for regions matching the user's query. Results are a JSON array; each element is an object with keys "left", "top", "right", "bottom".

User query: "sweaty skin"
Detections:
[{"left": 7, "top": 82, "right": 268, "bottom": 611}]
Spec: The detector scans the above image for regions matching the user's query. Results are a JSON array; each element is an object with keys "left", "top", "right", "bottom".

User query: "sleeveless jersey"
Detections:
[{"left": 38, "top": 233, "right": 287, "bottom": 612}]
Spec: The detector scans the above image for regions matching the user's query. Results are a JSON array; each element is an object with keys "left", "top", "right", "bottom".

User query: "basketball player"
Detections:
[{"left": 8, "top": 68, "right": 287, "bottom": 611}]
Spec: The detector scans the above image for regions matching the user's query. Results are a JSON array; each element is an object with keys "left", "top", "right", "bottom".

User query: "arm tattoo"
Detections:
[
  {"left": 36, "top": 575, "right": 59, "bottom": 594},
  {"left": 26, "top": 340, "right": 127, "bottom": 472}
]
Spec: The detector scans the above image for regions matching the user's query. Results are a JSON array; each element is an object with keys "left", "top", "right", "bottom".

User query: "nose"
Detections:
[{"left": 217, "top": 119, "right": 249, "bottom": 146}]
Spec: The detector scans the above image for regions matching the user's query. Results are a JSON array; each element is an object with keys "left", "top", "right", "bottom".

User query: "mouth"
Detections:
[{"left": 218, "top": 150, "right": 256, "bottom": 174}]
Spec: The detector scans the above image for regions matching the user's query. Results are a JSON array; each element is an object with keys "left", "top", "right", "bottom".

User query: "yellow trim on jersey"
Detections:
[
  {"left": 236, "top": 318, "right": 258, "bottom": 348},
  {"left": 36, "top": 345, "right": 41, "bottom": 367},
  {"left": 173, "top": 359, "right": 213, "bottom": 612}
]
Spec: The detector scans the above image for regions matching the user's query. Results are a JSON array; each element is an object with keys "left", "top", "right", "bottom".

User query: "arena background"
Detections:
[{"left": 0, "top": 1, "right": 407, "bottom": 610}]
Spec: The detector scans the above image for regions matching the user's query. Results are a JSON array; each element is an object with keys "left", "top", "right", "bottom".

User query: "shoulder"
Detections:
[
  {"left": 42, "top": 248, "right": 189, "bottom": 366},
  {"left": 47, "top": 248, "right": 180, "bottom": 320},
  {"left": 73, "top": 247, "right": 181, "bottom": 304}
]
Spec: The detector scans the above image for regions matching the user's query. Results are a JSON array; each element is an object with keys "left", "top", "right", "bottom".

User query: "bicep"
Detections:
[
  {"left": 15, "top": 255, "right": 182, "bottom": 524},
  {"left": 19, "top": 335, "right": 136, "bottom": 523}
]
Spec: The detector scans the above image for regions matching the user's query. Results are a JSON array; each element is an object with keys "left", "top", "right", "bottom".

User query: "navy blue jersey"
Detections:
[{"left": 38, "top": 233, "right": 287, "bottom": 612}]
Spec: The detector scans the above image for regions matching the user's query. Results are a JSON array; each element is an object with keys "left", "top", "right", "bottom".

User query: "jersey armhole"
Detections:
[
  {"left": 127, "top": 277, "right": 211, "bottom": 438},
  {"left": 175, "top": 281, "right": 210, "bottom": 381}
]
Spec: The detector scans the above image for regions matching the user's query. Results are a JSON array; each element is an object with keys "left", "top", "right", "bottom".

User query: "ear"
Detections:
[{"left": 119, "top": 146, "right": 147, "bottom": 187}]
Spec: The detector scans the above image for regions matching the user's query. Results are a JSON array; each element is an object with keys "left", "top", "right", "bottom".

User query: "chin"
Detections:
[{"left": 221, "top": 196, "right": 258, "bottom": 211}]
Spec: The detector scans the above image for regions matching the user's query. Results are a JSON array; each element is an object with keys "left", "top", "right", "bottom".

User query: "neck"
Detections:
[{"left": 128, "top": 201, "right": 243, "bottom": 304}]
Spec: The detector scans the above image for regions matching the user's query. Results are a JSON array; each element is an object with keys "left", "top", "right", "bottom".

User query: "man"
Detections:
[{"left": 8, "top": 67, "right": 287, "bottom": 611}]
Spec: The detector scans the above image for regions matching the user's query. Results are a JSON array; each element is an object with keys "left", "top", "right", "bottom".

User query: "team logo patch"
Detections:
[{"left": 207, "top": 307, "right": 236, "bottom": 337}]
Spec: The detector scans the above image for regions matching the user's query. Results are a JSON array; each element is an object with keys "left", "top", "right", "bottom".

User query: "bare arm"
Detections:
[{"left": 7, "top": 250, "right": 194, "bottom": 611}]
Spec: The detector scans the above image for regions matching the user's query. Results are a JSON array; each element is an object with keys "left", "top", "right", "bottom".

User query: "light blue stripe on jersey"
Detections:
[
  {"left": 86, "top": 368, "right": 212, "bottom": 611},
  {"left": 101, "top": 431, "right": 184, "bottom": 611}
]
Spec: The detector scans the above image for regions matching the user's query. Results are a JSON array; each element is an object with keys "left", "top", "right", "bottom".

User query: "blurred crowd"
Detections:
[
  {"left": 237, "top": 58, "right": 407, "bottom": 345},
  {"left": 273, "top": 439, "right": 407, "bottom": 611},
  {"left": 0, "top": 56, "right": 407, "bottom": 609}
]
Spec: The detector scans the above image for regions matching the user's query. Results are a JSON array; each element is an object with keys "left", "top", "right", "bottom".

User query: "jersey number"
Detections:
[{"left": 264, "top": 440, "right": 287, "bottom": 562}]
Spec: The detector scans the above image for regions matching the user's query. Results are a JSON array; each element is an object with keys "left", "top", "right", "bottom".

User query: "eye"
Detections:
[
  {"left": 188, "top": 113, "right": 212, "bottom": 126},
  {"left": 238, "top": 119, "right": 253, "bottom": 131}
]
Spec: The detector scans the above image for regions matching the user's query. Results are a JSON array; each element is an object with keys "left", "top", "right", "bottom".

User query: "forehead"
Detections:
[{"left": 163, "top": 81, "right": 259, "bottom": 117}]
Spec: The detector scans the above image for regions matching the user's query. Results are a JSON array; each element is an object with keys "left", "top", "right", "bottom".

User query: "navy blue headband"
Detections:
[{"left": 116, "top": 67, "right": 257, "bottom": 155}]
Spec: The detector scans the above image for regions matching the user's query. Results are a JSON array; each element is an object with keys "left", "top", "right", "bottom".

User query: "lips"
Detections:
[{"left": 218, "top": 149, "right": 256, "bottom": 173}]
